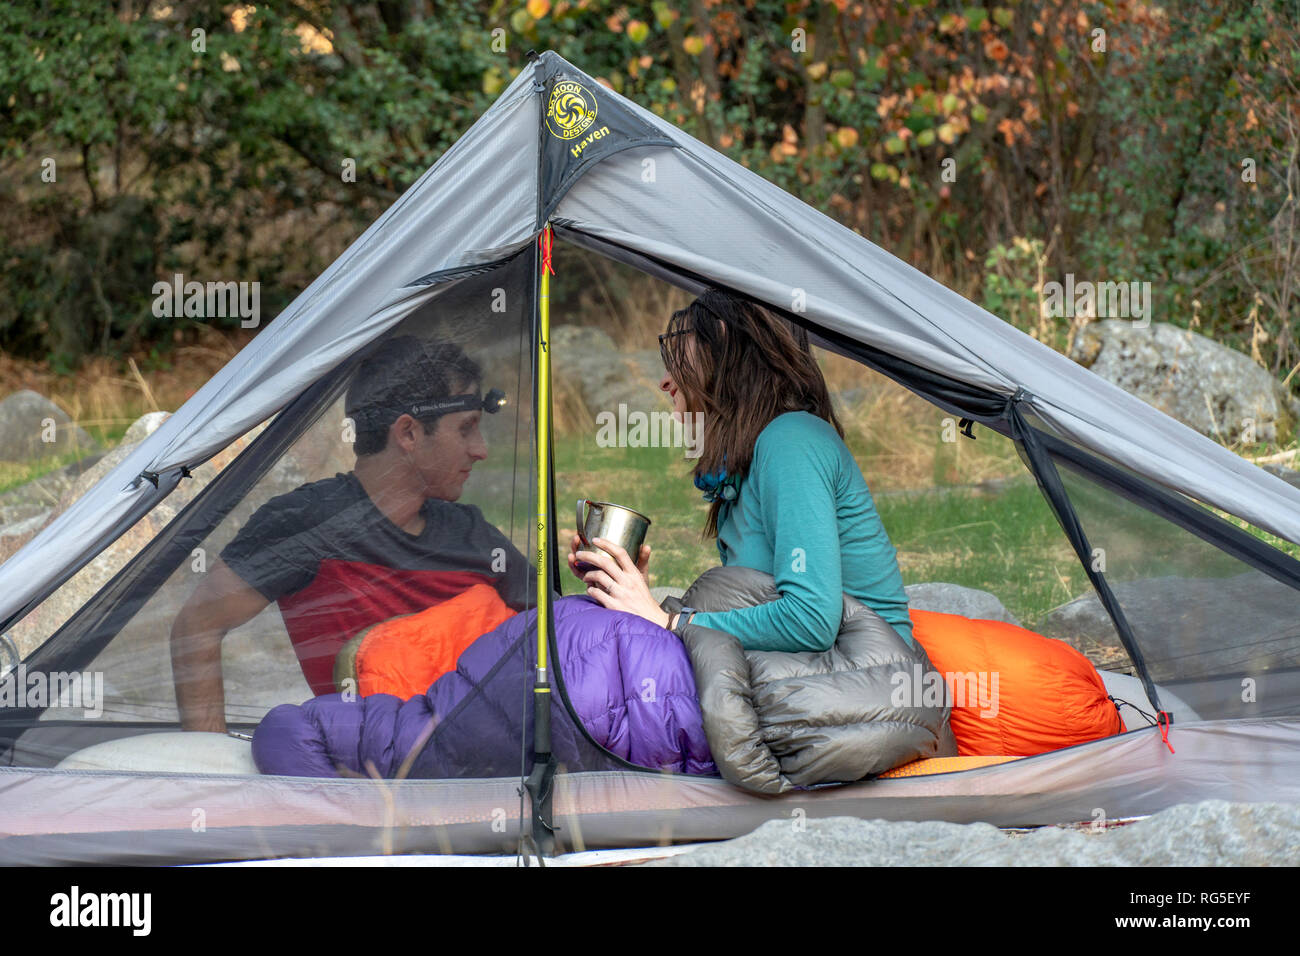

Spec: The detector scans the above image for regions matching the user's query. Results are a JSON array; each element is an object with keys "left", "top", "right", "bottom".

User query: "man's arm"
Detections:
[{"left": 169, "top": 558, "right": 270, "bottom": 733}]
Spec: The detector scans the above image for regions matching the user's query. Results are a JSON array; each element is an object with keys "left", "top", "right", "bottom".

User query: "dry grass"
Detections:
[
  {"left": 0, "top": 325, "right": 252, "bottom": 447},
  {"left": 562, "top": 246, "right": 695, "bottom": 349}
]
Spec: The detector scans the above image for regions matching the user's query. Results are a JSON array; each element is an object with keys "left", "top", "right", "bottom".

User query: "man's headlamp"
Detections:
[
  {"left": 406, "top": 387, "right": 507, "bottom": 418},
  {"left": 349, "top": 388, "right": 507, "bottom": 430}
]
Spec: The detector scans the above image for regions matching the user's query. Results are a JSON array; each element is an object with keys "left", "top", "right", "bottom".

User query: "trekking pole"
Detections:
[{"left": 523, "top": 221, "right": 559, "bottom": 857}]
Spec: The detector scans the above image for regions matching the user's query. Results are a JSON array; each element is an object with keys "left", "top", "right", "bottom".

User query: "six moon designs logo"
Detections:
[{"left": 546, "top": 79, "right": 597, "bottom": 140}]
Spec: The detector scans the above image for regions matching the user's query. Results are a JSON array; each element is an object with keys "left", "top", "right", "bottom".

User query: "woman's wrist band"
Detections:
[{"left": 673, "top": 607, "right": 697, "bottom": 635}]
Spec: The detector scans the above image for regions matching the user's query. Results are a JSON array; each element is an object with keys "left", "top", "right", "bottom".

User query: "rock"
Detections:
[
  {"left": 1071, "top": 321, "right": 1294, "bottom": 444},
  {"left": 122, "top": 411, "right": 171, "bottom": 445},
  {"left": 1096, "top": 669, "right": 1200, "bottom": 725},
  {"left": 0, "top": 453, "right": 104, "bottom": 563},
  {"left": 57, "top": 411, "right": 172, "bottom": 511},
  {"left": 7, "top": 415, "right": 266, "bottom": 660},
  {"left": 905, "top": 582, "right": 1021, "bottom": 625},
  {"left": 1261, "top": 463, "right": 1300, "bottom": 491},
  {"left": 0, "top": 390, "right": 98, "bottom": 462},
  {"left": 1039, "top": 572, "right": 1300, "bottom": 680},
  {"left": 0, "top": 510, "right": 51, "bottom": 541},
  {"left": 4, "top": 406, "right": 356, "bottom": 710},
  {"left": 550, "top": 325, "right": 667, "bottom": 420},
  {"left": 76, "top": 600, "right": 310, "bottom": 724},
  {"left": 645, "top": 800, "right": 1300, "bottom": 866}
]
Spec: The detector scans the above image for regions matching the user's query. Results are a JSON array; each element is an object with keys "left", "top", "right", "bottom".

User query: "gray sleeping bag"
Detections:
[{"left": 663, "top": 566, "right": 957, "bottom": 794}]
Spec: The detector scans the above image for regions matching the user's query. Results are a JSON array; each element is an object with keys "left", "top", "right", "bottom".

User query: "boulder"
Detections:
[
  {"left": 0, "top": 510, "right": 51, "bottom": 542},
  {"left": 1261, "top": 463, "right": 1300, "bottom": 491},
  {"left": 1096, "top": 669, "right": 1201, "bottom": 725},
  {"left": 905, "top": 582, "right": 1021, "bottom": 626},
  {"left": 1039, "top": 572, "right": 1300, "bottom": 680},
  {"left": 122, "top": 410, "right": 171, "bottom": 445},
  {"left": 0, "top": 390, "right": 98, "bottom": 462},
  {"left": 550, "top": 325, "right": 666, "bottom": 419},
  {"left": 57, "top": 411, "right": 172, "bottom": 511},
  {"left": 0, "top": 453, "right": 104, "bottom": 563},
  {"left": 7, "top": 414, "right": 266, "bottom": 660},
  {"left": 646, "top": 800, "right": 1300, "bottom": 866},
  {"left": 1071, "top": 321, "right": 1294, "bottom": 444}
]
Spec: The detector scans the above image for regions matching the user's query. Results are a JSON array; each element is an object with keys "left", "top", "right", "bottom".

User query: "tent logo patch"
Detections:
[{"left": 546, "top": 80, "right": 598, "bottom": 141}]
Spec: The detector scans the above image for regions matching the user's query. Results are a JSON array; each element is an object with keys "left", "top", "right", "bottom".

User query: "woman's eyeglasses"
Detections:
[{"left": 659, "top": 328, "right": 692, "bottom": 367}]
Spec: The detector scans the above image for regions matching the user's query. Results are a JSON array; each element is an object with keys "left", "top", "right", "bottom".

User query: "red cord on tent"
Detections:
[
  {"left": 1157, "top": 711, "right": 1175, "bottom": 754},
  {"left": 538, "top": 227, "right": 555, "bottom": 276}
]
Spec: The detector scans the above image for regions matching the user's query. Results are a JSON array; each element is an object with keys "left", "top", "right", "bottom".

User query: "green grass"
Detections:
[
  {"left": 876, "top": 481, "right": 1085, "bottom": 627},
  {"left": 0, "top": 419, "right": 134, "bottom": 497},
  {"left": 0, "top": 446, "right": 101, "bottom": 496},
  {"left": 549, "top": 430, "right": 1095, "bottom": 625},
  {"left": 554, "top": 433, "right": 718, "bottom": 593},
  {"left": 85, "top": 421, "right": 133, "bottom": 447}
]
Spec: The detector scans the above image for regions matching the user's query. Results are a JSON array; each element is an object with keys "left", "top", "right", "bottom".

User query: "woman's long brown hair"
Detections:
[{"left": 661, "top": 288, "right": 844, "bottom": 540}]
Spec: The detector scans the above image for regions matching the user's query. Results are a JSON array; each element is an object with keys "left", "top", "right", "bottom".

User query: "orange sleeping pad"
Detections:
[
  {"left": 909, "top": 608, "right": 1125, "bottom": 757},
  {"left": 878, "top": 755, "right": 1022, "bottom": 778},
  {"left": 353, "top": 583, "right": 515, "bottom": 699}
]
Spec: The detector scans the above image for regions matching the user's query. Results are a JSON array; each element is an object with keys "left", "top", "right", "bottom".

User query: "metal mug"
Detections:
[{"left": 574, "top": 499, "right": 651, "bottom": 574}]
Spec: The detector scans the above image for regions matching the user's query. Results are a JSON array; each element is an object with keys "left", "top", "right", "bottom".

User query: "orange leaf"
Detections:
[{"left": 985, "top": 39, "right": 1010, "bottom": 62}]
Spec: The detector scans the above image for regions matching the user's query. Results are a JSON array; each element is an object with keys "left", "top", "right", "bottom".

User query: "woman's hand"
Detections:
[
  {"left": 566, "top": 532, "right": 651, "bottom": 589},
  {"left": 573, "top": 537, "right": 671, "bottom": 629}
]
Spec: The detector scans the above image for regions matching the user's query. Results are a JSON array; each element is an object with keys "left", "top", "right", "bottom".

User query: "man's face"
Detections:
[
  {"left": 411, "top": 406, "right": 489, "bottom": 501},
  {"left": 386, "top": 380, "right": 491, "bottom": 501}
]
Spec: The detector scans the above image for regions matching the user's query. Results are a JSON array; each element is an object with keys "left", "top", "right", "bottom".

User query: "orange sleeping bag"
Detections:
[
  {"left": 354, "top": 583, "right": 514, "bottom": 699},
  {"left": 909, "top": 608, "right": 1125, "bottom": 756}
]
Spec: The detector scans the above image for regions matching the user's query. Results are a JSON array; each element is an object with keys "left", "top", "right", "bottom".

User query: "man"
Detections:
[{"left": 170, "top": 336, "right": 534, "bottom": 732}]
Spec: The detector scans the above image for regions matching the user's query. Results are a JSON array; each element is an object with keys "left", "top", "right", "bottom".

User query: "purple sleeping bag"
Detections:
[{"left": 252, "top": 595, "right": 718, "bottom": 778}]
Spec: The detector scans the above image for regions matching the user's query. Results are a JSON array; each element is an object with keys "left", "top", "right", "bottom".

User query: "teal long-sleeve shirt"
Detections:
[{"left": 689, "top": 411, "right": 914, "bottom": 652}]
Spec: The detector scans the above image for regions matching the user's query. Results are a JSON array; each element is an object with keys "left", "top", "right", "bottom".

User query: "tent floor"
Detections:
[{"left": 1, "top": 717, "right": 1296, "bottom": 864}]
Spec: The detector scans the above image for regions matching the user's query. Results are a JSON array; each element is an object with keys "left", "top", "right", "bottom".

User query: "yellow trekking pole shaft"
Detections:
[{"left": 534, "top": 224, "right": 554, "bottom": 692}]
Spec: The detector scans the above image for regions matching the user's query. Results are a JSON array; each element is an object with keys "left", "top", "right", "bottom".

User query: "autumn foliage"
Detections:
[{"left": 1, "top": 1, "right": 1296, "bottom": 390}]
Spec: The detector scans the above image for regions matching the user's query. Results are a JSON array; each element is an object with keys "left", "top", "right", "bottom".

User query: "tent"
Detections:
[{"left": 1, "top": 50, "right": 1298, "bottom": 865}]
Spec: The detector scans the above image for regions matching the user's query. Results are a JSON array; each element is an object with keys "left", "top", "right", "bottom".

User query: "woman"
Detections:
[{"left": 570, "top": 289, "right": 914, "bottom": 652}]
